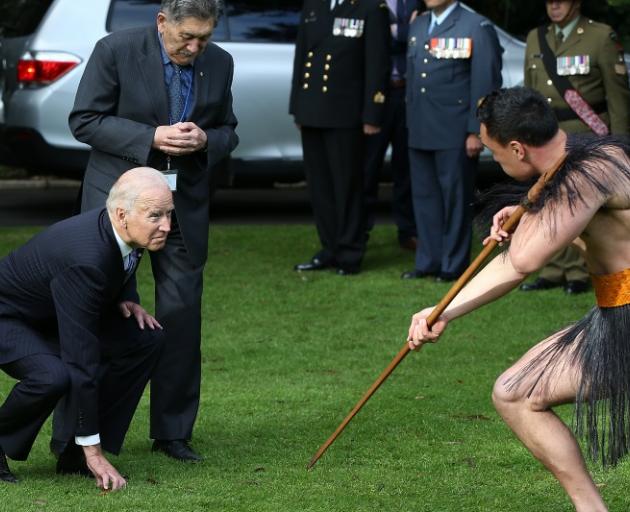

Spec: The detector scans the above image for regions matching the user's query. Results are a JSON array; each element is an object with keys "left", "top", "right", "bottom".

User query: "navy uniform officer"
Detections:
[
  {"left": 290, "top": 0, "right": 390, "bottom": 275},
  {"left": 519, "top": 0, "right": 630, "bottom": 295},
  {"left": 402, "top": 0, "right": 502, "bottom": 281}
]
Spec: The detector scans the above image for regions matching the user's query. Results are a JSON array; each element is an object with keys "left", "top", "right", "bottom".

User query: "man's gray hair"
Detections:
[
  {"left": 106, "top": 167, "right": 170, "bottom": 214},
  {"left": 160, "top": 0, "right": 223, "bottom": 23}
]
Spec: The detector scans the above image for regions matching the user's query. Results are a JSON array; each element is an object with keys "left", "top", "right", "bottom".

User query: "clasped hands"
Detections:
[{"left": 153, "top": 122, "right": 207, "bottom": 156}]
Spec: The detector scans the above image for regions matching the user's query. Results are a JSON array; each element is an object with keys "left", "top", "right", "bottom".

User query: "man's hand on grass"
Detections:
[{"left": 82, "top": 444, "right": 126, "bottom": 491}]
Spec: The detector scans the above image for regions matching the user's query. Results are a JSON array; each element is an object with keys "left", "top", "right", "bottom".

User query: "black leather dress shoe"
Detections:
[
  {"left": 152, "top": 440, "right": 203, "bottom": 462},
  {"left": 436, "top": 272, "right": 459, "bottom": 283},
  {"left": 401, "top": 270, "right": 434, "bottom": 280},
  {"left": 519, "top": 277, "right": 562, "bottom": 292},
  {"left": 0, "top": 445, "right": 17, "bottom": 484},
  {"left": 336, "top": 266, "right": 360, "bottom": 276},
  {"left": 564, "top": 280, "right": 589, "bottom": 295},
  {"left": 294, "top": 257, "right": 331, "bottom": 272},
  {"left": 56, "top": 443, "right": 91, "bottom": 477}
]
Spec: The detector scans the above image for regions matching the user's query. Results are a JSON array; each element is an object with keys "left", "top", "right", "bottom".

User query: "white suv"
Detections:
[{"left": 0, "top": 0, "right": 526, "bottom": 183}]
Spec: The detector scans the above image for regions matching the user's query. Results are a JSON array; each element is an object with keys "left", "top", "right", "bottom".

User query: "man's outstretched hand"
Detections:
[{"left": 82, "top": 445, "right": 127, "bottom": 491}]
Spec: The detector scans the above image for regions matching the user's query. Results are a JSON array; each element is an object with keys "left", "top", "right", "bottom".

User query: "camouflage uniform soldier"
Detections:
[{"left": 520, "top": 0, "right": 630, "bottom": 295}]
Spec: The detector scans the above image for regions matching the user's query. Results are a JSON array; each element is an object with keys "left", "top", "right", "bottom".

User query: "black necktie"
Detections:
[{"left": 556, "top": 30, "right": 564, "bottom": 46}]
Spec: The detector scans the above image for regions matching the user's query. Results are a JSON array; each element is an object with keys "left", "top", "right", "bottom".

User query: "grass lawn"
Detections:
[{"left": 0, "top": 224, "right": 628, "bottom": 511}]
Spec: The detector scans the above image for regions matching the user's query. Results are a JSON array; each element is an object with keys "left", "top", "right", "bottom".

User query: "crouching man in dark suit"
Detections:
[{"left": 0, "top": 167, "right": 173, "bottom": 491}]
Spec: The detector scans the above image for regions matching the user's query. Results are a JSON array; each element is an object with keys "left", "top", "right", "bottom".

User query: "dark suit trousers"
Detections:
[
  {"left": 51, "top": 315, "right": 164, "bottom": 455},
  {"left": 0, "top": 354, "right": 69, "bottom": 460},
  {"left": 301, "top": 126, "right": 366, "bottom": 269},
  {"left": 148, "top": 213, "right": 204, "bottom": 441},
  {"left": 408, "top": 147, "right": 475, "bottom": 276},
  {"left": 0, "top": 316, "right": 163, "bottom": 460},
  {"left": 363, "top": 87, "right": 416, "bottom": 241}
]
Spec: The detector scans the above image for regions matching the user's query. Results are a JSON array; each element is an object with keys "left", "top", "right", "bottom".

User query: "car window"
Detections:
[
  {"left": 0, "top": 0, "right": 53, "bottom": 37},
  {"left": 107, "top": 0, "right": 228, "bottom": 40},
  {"left": 226, "top": 0, "right": 301, "bottom": 43}
]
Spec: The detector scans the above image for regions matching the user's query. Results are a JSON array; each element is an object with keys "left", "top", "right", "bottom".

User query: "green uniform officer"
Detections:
[{"left": 520, "top": 0, "right": 630, "bottom": 294}]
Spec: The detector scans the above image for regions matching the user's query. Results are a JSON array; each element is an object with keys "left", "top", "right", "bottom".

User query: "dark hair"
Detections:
[
  {"left": 477, "top": 87, "right": 558, "bottom": 147},
  {"left": 160, "top": 0, "right": 223, "bottom": 22}
]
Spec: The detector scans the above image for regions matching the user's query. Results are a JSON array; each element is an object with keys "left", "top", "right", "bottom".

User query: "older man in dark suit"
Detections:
[
  {"left": 0, "top": 167, "right": 172, "bottom": 491},
  {"left": 70, "top": 0, "right": 238, "bottom": 461}
]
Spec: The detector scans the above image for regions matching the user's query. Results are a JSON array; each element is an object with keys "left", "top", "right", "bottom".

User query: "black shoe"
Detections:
[
  {"left": 436, "top": 272, "right": 459, "bottom": 283},
  {"left": 152, "top": 440, "right": 203, "bottom": 462},
  {"left": 564, "top": 280, "right": 589, "bottom": 295},
  {"left": 294, "top": 257, "right": 332, "bottom": 272},
  {"left": 401, "top": 270, "right": 435, "bottom": 280},
  {"left": 519, "top": 277, "right": 562, "bottom": 292},
  {"left": 398, "top": 237, "right": 417, "bottom": 252},
  {"left": 56, "top": 443, "right": 91, "bottom": 477},
  {"left": 336, "top": 266, "right": 360, "bottom": 276},
  {"left": 0, "top": 445, "right": 17, "bottom": 484}
]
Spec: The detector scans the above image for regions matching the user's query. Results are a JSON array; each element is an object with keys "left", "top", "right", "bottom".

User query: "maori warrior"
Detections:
[{"left": 408, "top": 87, "right": 630, "bottom": 512}]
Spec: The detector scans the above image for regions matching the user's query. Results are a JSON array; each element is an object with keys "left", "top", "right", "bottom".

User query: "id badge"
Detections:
[{"left": 162, "top": 169, "right": 178, "bottom": 191}]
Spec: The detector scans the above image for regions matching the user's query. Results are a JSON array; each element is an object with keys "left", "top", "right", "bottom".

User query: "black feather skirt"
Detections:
[{"left": 507, "top": 271, "right": 630, "bottom": 467}]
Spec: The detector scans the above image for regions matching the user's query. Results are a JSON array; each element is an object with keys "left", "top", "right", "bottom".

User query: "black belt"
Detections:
[{"left": 553, "top": 101, "right": 607, "bottom": 122}]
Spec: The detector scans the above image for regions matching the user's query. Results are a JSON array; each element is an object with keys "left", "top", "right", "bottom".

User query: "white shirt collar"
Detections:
[
  {"left": 431, "top": 1, "right": 458, "bottom": 28},
  {"left": 112, "top": 223, "right": 134, "bottom": 260}
]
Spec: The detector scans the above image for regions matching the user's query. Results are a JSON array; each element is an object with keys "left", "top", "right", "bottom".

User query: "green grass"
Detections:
[{"left": 0, "top": 224, "right": 628, "bottom": 511}]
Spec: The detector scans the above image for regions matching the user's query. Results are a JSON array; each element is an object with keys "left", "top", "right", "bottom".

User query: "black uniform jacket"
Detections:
[{"left": 290, "top": 0, "right": 391, "bottom": 128}]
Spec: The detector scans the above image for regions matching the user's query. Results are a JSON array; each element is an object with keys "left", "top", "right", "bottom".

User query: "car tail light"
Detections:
[{"left": 17, "top": 51, "right": 81, "bottom": 85}]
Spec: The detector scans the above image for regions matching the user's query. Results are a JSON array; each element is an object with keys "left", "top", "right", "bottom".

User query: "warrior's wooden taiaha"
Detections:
[{"left": 307, "top": 153, "right": 568, "bottom": 470}]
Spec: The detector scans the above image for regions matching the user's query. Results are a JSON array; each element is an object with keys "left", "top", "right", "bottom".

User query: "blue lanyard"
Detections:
[{"left": 169, "top": 70, "right": 193, "bottom": 125}]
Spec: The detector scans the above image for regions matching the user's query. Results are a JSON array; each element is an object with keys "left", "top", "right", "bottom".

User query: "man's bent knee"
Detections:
[
  {"left": 31, "top": 362, "right": 71, "bottom": 399},
  {"left": 492, "top": 373, "right": 524, "bottom": 413}
]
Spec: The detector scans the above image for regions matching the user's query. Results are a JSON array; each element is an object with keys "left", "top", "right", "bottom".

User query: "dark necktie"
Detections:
[
  {"left": 123, "top": 249, "right": 141, "bottom": 281},
  {"left": 397, "top": 0, "right": 408, "bottom": 76},
  {"left": 168, "top": 64, "right": 184, "bottom": 124},
  {"left": 397, "top": 0, "right": 408, "bottom": 38},
  {"left": 556, "top": 30, "right": 564, "bottom": 46},
  {"left": 330, "top": 0, "right": 344, "bottom": 10}
]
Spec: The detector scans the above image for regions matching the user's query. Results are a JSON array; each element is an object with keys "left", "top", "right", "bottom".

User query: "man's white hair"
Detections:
[{"left": 106, "top": 167, "right": 170, "bottom": 214}]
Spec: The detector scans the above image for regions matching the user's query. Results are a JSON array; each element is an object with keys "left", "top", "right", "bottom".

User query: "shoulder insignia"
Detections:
[
  {"left": 374, "top": 91, "right": 386, "bottom": 104},
  {"left": 615, "top": 63, "right": 627, "bottom": 75},
  {"left": 588, "top": 19, "right": 593, "bottom": 24},
  {"left": 577, "top": 27, "right": 584, "bottom": 35}
]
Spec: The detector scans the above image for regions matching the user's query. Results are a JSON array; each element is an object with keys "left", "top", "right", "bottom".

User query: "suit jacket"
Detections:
[
  {"left": 289, "top": 0, "right": 391, "bottom": 128},
  {"left": 0, "top": 209, "right": 138, "bottom": 436},
  {"left": 524, "top": 16, "right": 630, "bottom": 135},
  {"left": 70, "top": 26, "right": 239, "bottom": 266},
  {"left": 406, "top": 4, "right": 503, "bottom": 150}
]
